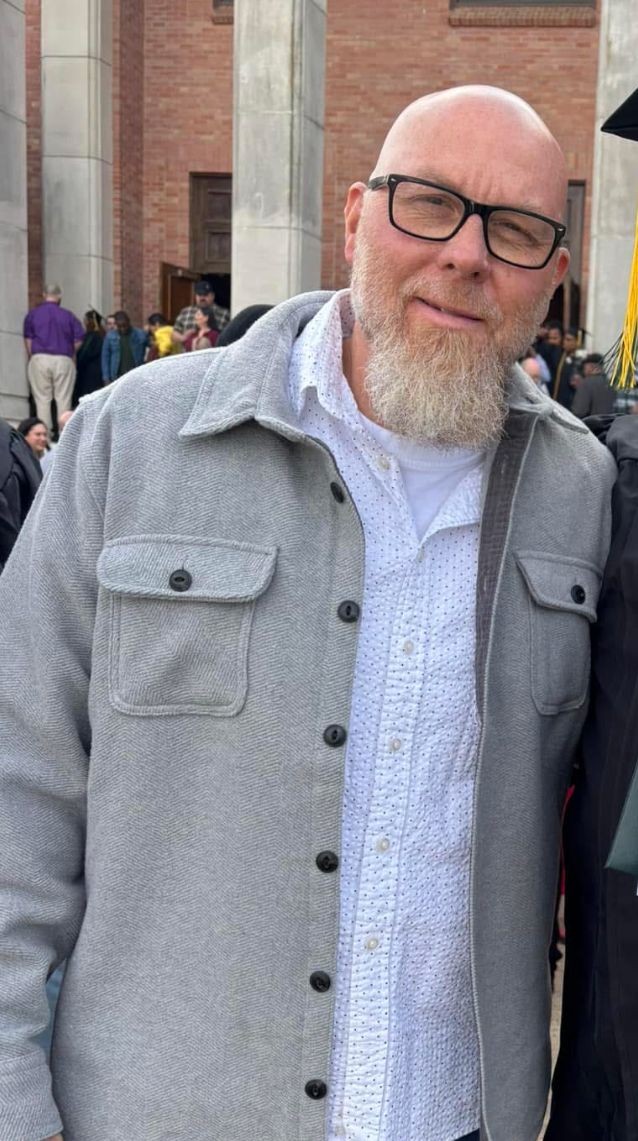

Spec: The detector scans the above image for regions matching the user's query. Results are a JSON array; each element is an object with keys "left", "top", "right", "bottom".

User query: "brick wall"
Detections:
[
  {"left": 322, "top": 0, "right": 599, "bottom": 314},
  {"left": 136, "top": 0, "right": 233, "bottom": 318},
  {"left": 25, "top": 0, "right": 42, "bottom": 309},
  {"left": 113, "top": 0, "right": 145, "bottom": 324}
]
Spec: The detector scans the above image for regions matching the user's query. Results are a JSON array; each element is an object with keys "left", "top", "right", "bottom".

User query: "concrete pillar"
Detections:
[
  {"left": 232, "top": 0, "right": 326, "bottom": 313},
  {"left": 587, "top": 0, "right": 638, "bottom": 355},
  {"left": 0, "top": 0, "right": 29, "bottom": 421},
  {"left": 40, "top": 0, "right": 113, "bottom": 320}
]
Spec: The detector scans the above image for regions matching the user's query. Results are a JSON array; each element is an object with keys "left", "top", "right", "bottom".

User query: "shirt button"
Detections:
[
  {"left": 388, "top": 737, "right": 402, "bottom": 753},
  {"left": 309, "top": 970, "right": 331, "bottom": 992},
  {"left": 168, "top": 568, "right": 192, "bottom": 592},
  {"left": 337, "top": 600, "right": 360, "bottom": 623},
  {"left": 416, "top": 548, "right": 425, "bottom": 562},
  {"left": 365, "top": 936, "right": 379, "bottom": 951},
  {"left": 305, "top": 1079, "right": 328, "bottom": 1099},
  {"left": 376, "top": 837, "right": 390, "bottom": 853},
  {"left": 377, "top": 456, "right": 390, "bottom": 471},
  {"left": 316, "top": 850, "right": 339, "bottom": 873},
  {"left": 571, "top": 584, "right": 586, "bottom": 605},
  {"left": 324, "top": 724, "right": 347, "bottom": 747},
  {"left": 330, "top": 481, "right": 345, "bottom": 503},
  {"left": 403, "top": 640, "right": 414, "bottom": 655}
]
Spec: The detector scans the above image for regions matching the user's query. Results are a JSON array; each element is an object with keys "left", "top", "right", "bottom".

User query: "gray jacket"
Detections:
[{"left": 0, "top": 293, "right": 615, "bottom": 1141}]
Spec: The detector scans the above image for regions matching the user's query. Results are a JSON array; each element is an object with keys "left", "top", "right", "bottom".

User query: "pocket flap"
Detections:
[
  {"left": 98, "top": 536, "right": 278, "bottom": 602},
  {"left": 515, "top": 550, "right": 601, "bottom": 623}
]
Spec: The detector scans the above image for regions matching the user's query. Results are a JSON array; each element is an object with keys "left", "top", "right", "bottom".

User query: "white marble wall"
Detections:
[
  {"left": 231, "top": 0, "right": 326, "bottom": 313},
  {"left": 0, "top": 0, "right": 29, "bottom": 421},
  {"left": 587, "top": 0, "right": 638, "bottom": 358},
  {"left": 41, "top": 0, "right": 113, "bottom": 321}
]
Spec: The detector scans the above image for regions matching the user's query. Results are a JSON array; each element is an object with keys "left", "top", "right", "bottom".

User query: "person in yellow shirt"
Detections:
[{"left": 146, "top": 313, "right": 181, "bottom": 360}]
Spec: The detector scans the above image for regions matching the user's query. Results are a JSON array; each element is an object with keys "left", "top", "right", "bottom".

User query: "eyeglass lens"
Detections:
[{"left": 391, "top": 181, "right": 556, "bottom": 268}]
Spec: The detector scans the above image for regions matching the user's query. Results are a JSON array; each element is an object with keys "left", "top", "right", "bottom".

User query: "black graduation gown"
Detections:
[{"left": 546, "top": 414, "right": 638, "bottom": 1141}]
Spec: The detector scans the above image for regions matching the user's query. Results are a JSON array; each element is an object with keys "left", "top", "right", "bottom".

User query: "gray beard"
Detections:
[{"left": 350, "top": 252, "right": 551, "bottom": 449}]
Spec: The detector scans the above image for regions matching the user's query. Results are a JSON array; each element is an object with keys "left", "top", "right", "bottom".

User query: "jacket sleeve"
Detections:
[{"left": 0, "top": 403, "right": 105, "bottom": 1140}]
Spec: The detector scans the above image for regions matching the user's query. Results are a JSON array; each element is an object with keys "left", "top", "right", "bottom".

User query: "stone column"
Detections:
[
  {"left": 587, "top": 0, "right": 638, "bottom": 355},
  {"left": 0, "top": 0, "right": 29, "bottom": 421},
  {"left": 40, "top": 0, "right": 113, "bottom": 320},
  {"left": 232, "top": 0, "right": 326, "bottom": 313}
]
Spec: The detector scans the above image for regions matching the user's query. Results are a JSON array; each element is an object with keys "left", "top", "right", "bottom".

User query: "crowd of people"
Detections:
[{"left": 18, "top": 280, "right": 250, "bottom": 454}]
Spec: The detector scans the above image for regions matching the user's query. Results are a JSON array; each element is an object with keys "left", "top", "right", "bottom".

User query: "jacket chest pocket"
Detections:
[
  {"left": 515, "top": 551, "right": 602, "bottom": 716},
  {"left": 97, "top": 536, "right": 278, "bottom": 716}
]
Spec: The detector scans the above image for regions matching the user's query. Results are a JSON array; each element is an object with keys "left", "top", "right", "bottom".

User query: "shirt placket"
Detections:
[{"left": 341, "top": 549, "right": 428, "bottom": 1138}]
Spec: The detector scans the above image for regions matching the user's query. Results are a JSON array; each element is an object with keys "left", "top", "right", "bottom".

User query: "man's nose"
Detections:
[{"left": 435, "top": 213, "right": 491, "bottom": 280}]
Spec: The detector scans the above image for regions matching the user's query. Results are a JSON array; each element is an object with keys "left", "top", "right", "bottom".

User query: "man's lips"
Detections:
[{"left": 412, "top": 296, "right": 487, "bottom": 330}]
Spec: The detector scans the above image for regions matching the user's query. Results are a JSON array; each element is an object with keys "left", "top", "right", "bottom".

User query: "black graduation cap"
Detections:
[
  {"left": 602, "top": 87, "right": 638, "bottom": 387},
  {"left": 602, "top": 86, "right": 638, "bottom": 142}
]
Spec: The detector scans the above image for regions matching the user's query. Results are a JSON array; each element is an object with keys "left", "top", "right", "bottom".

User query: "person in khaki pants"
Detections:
[{"left": 23, "top": 285, "right": 84, "bottom": 431}]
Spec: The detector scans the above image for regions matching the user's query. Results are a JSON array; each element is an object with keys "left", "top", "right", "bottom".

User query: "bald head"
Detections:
[{"left": 372, "top": 85, "right": 568, "bottom": 222}]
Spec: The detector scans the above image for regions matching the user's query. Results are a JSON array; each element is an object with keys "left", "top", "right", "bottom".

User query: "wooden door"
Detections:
[
  {"left": 160, "top": 263, "right": 199, "bottom": 324},
  {"left": 190, "top": 175, "right": 232, "bottom": 277}
]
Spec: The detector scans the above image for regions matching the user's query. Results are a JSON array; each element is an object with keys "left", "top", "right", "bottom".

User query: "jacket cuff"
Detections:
[{"left": 0, "top": 1052, "right": 62, "bottom": 1141}]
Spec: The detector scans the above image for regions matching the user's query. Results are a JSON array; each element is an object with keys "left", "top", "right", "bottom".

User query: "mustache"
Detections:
[{"left": 399, "top": 279, "right": 503, "bottom": 325}]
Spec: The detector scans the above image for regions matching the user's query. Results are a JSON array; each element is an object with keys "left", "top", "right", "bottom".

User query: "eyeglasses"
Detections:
[{"left": 367, "top": 174, "right": 567, "bottom": 270}]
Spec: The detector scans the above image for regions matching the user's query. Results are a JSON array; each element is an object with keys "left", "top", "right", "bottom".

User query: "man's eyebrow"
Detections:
[{"left": 399, "top": 171, "right": 548, "bottom": 214}]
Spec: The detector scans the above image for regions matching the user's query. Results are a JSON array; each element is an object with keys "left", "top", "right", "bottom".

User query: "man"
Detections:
[
  {"left": 173, "top": 279, "right": 230, "bottom": 341},
  {"left": 536, "top": 317, "right": 563, "bottom": 381},
  {"left": 23, "top": 285, "right": 84, "bottom": 430},
  {"left": 0, "top": 86, "right": 614, "bottom": 1141},
  {"left": 550, "top": 325, "right": 580, "bottom": 407},
  {"left": 105, "top": 314, "right": 117, "bottom": 333},
  {"left": 570, "top": 352, "right": 615, "bottom": 419},
  {"left": 101, "top": 310, "right": 148, "bottom": 383}
]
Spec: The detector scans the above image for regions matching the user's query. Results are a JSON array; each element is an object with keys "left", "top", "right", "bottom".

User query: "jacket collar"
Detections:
[{"left": 180, "top": 290, "right": 590, "bottom": 441}]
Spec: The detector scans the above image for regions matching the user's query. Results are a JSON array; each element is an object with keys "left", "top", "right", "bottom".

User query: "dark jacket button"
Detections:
[
  {"left": 337, "top": 600, "right": 360, "bottom": 623},
  {"left": 324, "top": 724, "right": 347, "bottom": 747},
  {"left": 310, "top": 971, "right": 331, "bottom": 992},
  {"left": 305, "top": 1079, "right": 327, "bottom": 1099},
  {"left": 571, "top": 584, "right": 586, "bottom": 605},
  {"left": 316, "top": 851, "right": 339, "bottom": 873},
  {"left": 169, "top": 569, "right": 192, "bottom": 592},
  {"left": 330, "top": 481, "right": 345, "bottom": 503}
]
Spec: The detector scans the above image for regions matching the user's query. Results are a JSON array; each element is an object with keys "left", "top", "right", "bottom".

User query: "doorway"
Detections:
[{"left": 190, "top": 174, "right": 232, "bottom": 310}]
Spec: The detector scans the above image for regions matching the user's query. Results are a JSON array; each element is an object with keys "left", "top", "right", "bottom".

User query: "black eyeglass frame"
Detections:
[{"left": 367, "top": 173, "right": 567, "bottom": 270}]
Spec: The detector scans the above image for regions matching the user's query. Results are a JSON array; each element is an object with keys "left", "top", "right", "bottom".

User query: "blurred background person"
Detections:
[
  {"left": 571, "top": 353, "right": 615, "bottom": 419},
  {"left": 105, "top": 314, "right": 117, "bottom": 333},
  {"left": 551, "top": 326, "right": 580, "bottom": 407},
  {"left": 17, "top": 417, "right": 49, "bottom": 464},
  {"left": 101, "top": 311, "right": 147, "bottom": 383},
  {"left": 23, "top": 284, "right": 83, "bottom": 431},
  {"left": 146, "top": 313, "right": 181, "bottom": 360},
  {"left": 0, "top": 418, "right": 41, "bottom": 573},
  {"left": 173, "top": 280, "right": 229, "bottom": 344},
  {"left": 183, "top": 305, "right": 219, "bottom": 352},
  {"left": 73, "top": 310, "right": 105, "bottom": 406},
  {"left": 520, "top": 352, "right": 550, "bottom": 397},
  {"left": 216, "top": 304, "right": 273, "bottom": 347}
]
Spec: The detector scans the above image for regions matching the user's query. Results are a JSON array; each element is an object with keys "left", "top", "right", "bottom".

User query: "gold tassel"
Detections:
[{"left": 606, "top": 206, "right": 638, "bottom": 388}]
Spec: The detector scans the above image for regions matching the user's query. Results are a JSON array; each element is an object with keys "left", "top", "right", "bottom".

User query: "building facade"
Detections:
[{"left": 1, "top": 0, "right": 636, "bottom": 417}]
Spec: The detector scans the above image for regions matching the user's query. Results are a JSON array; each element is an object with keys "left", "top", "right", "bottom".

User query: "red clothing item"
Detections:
[{"left": 183, "top": 329, "right": 218, "bottom": 352}]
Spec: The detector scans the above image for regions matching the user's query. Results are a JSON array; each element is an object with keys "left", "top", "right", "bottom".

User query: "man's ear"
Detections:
[
  {"left": 344, "top": 182, "right": 367, "bottom": 267},
  {"left": 553, "top": 246, "right": 570, "bottom": 289}
]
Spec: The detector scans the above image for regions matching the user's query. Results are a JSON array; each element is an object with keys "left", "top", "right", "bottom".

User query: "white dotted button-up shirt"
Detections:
[{"left": 289, "top": 291, "right": 484, "bottom": 1141}]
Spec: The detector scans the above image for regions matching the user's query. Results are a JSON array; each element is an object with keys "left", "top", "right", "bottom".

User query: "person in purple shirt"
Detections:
[{"left": 23, "top": 285, "right": 84, "bottom": 432}]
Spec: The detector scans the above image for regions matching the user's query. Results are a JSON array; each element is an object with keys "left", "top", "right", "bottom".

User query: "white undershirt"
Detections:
[{"left": 359, "top": 412, "right": 484, "bottom": 540}]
